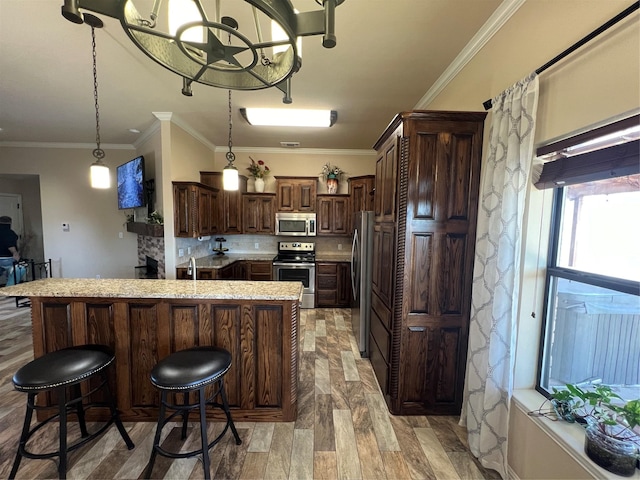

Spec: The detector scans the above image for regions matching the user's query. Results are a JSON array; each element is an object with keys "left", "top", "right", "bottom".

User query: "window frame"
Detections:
[{"left": 535, "top": 157, "right": 640, "bottom": 399}]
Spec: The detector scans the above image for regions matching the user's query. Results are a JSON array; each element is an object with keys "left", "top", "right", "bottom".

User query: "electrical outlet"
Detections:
[
  {"left": 178, "top": 248, "right": 184, "bottom": 257},
  {"left": 118, "top": 232, "right": 123, "bottom": 239},
  {"left": 187, "top": 247, "right": 191, "bottom": 254},
  {"left": 338, "top": 244, "right": 342, "bottom": 250},
  {"left": 255, "top": 242, "right": 259, "bottom": 249}
]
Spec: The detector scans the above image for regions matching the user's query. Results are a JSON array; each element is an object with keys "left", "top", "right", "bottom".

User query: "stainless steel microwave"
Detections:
[{"left": 275, "top": 212, "right": 317, "bottom": 237}]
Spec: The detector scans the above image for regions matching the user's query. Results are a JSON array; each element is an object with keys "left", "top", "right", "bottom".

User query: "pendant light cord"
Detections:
[
  {"left": 226, "top": 89, "right": 235, "bottom": 163},
  {"left": 91, "top": 25, "right": 105, "bottom": 161}
]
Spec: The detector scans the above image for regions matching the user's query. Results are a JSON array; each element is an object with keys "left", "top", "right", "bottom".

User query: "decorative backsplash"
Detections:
[{"left": 137, "top": 235, "right": 165, "bottom": 278}]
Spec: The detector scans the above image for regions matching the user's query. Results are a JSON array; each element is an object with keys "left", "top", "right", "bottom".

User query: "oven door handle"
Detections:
[{"left": 273, "top": 262, "right": 316, "bottom": 268}]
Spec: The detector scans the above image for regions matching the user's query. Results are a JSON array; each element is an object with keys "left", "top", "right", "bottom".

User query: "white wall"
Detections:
[
  {"left": 425, "top": 1, "right": 639, "bottom": 478},
  {"left": 0, "top": 146, "right": 139, "bottom": 278}
]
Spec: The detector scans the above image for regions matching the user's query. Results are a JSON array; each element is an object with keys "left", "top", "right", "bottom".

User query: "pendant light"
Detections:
[
  {"left": 87, "top": 16, "right": 110, "bottom": 189},
  {"left": 223, "top": 88, "right": 239, "bottom": 191}
]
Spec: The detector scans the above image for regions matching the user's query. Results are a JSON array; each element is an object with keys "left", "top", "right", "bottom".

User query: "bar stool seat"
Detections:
[
  {"left": 143, "top": 346, "right": 241, "bottom": 480},
  {"left": 10, "top": 345, "right": 135, "bottom": 479}
]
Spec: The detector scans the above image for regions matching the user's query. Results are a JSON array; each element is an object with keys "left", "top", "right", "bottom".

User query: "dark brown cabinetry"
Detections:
[
  {"left": 242, "top": 194, "right": 276, "bottom": 234},
  {"left": 276, "top": 177, "right": 317, "bottom": 212},
  {"left": 315, "top": 262, "right": 351, "bottom": 307},
  {"left": 349, "top": 175, "right": 375, "bottom": 213},
  {"left": 316, "top": 195, "right": 350, "bottom": 235},
  {"left": 199, "top": 171, "right": 248, "bottom": 234},
  {"left": 246, "top": 261, "right": 273, "bottom": 281},
  {"left": 370, "top": 111, "right": 485, "bottom": 415},
  {"left": 173, "top": 182, "right": 219, "bottom": 238}
]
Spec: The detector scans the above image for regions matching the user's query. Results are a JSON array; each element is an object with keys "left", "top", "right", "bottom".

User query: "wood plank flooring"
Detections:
[{"left": 0, "top": 297, "right": 500, "bottom": 479}]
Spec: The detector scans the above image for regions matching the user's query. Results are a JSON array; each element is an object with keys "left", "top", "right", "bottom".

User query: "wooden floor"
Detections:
[{"left": 0, "top": 297, "right": 499, "bottom": 479}]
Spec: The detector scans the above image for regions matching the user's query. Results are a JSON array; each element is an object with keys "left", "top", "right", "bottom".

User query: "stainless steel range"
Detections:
[{"left": 273, "top": 241, "right": 315, "bottom": 308}]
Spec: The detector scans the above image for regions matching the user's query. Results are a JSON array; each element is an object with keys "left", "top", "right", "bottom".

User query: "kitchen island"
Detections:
[{"left": 0, "top": 278, "right": 303, "bottom": 422}]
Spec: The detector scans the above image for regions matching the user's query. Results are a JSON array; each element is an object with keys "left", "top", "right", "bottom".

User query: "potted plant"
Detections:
[
  {"left": 551, "top": 384, "right": 640, "bottom": 476},
  {"left": 320, "top": 162, "right": 344, "bottom": 194},
  {"left": 247, "top": 157, "right": 270, "bottom": 192}
]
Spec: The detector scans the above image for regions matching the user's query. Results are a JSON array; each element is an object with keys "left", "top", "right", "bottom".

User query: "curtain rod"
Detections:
[{"left": 482, "top": 2, "right": 639, "bottom": 110}]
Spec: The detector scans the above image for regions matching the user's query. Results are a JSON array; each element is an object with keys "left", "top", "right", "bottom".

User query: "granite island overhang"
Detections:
[{"left": 1, "top": 278, "right": 304, "bottom": 422}]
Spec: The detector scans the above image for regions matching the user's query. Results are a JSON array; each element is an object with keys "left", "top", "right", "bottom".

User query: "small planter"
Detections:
[{"left": 584, "top": 424, "right": 639, "bottom": 477}]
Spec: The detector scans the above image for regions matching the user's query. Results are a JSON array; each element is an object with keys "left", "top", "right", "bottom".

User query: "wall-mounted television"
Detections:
[{"left": 117, "top": 155, "right": 146, "bottom": 210}]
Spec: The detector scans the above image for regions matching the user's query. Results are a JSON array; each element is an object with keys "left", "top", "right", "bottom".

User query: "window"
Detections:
[{"left": 536, "top": 119, "right": 640, "bottom": 399}]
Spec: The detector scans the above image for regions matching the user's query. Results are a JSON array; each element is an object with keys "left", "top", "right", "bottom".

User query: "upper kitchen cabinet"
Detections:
[
  {"left": 370, "top": 111, "right": 486, "bottom": 416},
  {"left": 316, "top": 194, "right": 350, "bottom": 236},
  {"left": 173, "top": 181, "right": 219, "bottom": 238},
  {"left": 276, "top": 177, "right": 316, "bottom": 212},
  {"left": 349, "top": 175, "right": 375, "bottom": 213},
  {"left": 200, "top": 171, "right": 248, "bottom": 234},
  {"left": 242, "top": 193, "right": 276, "bottom": 234},
  {"left": 374, "top": 133, "right": 399, "bottom": 223}
]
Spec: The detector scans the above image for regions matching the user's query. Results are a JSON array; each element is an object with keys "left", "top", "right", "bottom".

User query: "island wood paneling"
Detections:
[{"left": 29, "top": 296, "right": 299, "bottom": 423}]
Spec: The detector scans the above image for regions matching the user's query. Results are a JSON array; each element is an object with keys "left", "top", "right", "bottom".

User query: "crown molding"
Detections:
[
  {"left": 0, "top": 141, "right": 134, "bottom": 150},
  {"left": 414, "top": 0, "right": 526, "bottom": 109},
  {"left": 213, "top": 145, "right": 375, "bottom": 156}
]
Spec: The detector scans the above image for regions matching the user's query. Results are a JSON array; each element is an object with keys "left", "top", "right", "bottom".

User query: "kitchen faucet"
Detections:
[{"left": 187, "top": 256, "right": 196, "bottom": 280}]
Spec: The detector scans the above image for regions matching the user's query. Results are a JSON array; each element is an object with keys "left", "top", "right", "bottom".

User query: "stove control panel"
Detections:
[{"left": 278, "top": 241, "right": 315, "bottom": 252}]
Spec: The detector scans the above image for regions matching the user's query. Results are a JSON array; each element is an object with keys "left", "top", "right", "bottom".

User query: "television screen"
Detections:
[{"left": 117, "top": 156, "right": 145, "bottom": 210}]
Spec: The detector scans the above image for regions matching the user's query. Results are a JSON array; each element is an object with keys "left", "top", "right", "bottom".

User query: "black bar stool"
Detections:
[
  {"left": 9, "top": 344, "right": 134, "bottom": 479},
  {"left": 143, "top": 346, "right": 242, "bottom": 480}
]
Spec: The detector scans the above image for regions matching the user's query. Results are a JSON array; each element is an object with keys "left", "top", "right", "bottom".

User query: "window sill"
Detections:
[{"left": 511, "top": 389, "right": 640, "bottom": 480}]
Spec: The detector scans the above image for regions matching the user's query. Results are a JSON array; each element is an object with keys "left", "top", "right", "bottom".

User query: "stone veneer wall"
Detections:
[{"left": 137, "top": 235, "right": 166, "bottom": 279}]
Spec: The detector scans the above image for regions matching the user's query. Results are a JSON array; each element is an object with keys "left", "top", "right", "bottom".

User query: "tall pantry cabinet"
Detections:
[{"left": 369, "top": 111, "right": 486, "bottom": 415}]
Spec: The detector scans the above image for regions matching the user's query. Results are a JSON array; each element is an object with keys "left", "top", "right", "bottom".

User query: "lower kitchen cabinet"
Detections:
[
  {"left": 247, "top": 261, "right": 272, "bottom": 281},
  {"left": 177, "top": 260, "right": 272, "bottom": 281},
  {"left": 315, "top": 262, "right": 351, "bottom": 307},
  {"left": 176, "top": 267, "right": 217, "bottom": 280}
]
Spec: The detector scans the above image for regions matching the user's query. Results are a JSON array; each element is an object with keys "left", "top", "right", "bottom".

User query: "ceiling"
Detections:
[{"left": 0, "top": 0, "right": 504, "bottom": 151}]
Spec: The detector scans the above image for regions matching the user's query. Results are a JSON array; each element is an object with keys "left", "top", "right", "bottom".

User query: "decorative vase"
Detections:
[
  {"left": 584, "top": 424, "right": 638, "bottom": 477},
  {"left": 254, "top": 177, "right": 265, "bottom": 193},
  {"left": 326, "top": 175, "right": 338, "bottom": 194}
]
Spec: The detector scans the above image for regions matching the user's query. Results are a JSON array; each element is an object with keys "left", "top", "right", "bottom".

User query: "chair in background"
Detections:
[{"left": 13, "top": 259, "right": 52, "bottom": 308}]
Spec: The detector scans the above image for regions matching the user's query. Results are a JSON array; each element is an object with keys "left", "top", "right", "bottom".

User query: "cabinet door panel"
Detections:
[
  {"left": 255, "top": 305, "right": 283, "bottom": 407},
  {"left": 128, "top": 304, "right": 160, "bottom": 407},
  {"left": 332, "top": 197, "right": 349, "bottom": 234}
]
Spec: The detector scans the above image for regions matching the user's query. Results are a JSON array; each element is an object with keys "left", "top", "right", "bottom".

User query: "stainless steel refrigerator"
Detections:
[{"left": 351, "top": 211, "right": 374, "bottom": 357}]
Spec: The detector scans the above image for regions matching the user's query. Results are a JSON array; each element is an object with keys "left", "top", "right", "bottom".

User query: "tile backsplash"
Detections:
[{"left": 175, "top": 234, "right": 351, "bottom": 262}]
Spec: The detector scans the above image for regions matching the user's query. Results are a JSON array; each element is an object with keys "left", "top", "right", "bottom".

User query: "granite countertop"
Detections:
[
  {"left": 176, "top": 253, "right": 275, "bottom": 269},
  {"left": 315, "top": 252, "right": 352, "bottom": 262},
  {"left": 0, "top": 278, "right": 303, "bottom": 301}
]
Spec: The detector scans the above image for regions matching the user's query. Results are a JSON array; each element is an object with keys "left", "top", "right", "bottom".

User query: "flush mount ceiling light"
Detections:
[
  {"left": 240, "top": 108, "right": 337, "bottom": 127},
  {"left": 61, "top": 0, "right": 345, "bottom": 103}
]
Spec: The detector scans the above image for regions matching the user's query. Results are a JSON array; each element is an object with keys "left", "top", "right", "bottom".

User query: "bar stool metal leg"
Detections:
[
  {"left": 71, "top": 384, "right": 89, "bottom": 438},
  {"left": 219, "top": 380, "right": 241, "bottom": 445},
  {"left": 101, "top": 371, "right": 134, "bottom": 449},
  {"left": 9, "top": 392, "right": 35, "bottom": 479},
  {"left": 58, "top": 387, "right": 68, "bottom": 479},
  {"left": 198, "top": 387, "right": 211, "bottom": 480},
  {"left": 143, "top": 391, "right": 168, "bottom": 479},
  {"left": 181, "top": 392, "right": 189, "bottom": 440}
]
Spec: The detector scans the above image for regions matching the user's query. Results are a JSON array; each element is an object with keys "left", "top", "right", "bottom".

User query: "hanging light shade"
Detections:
[
  {"left": 61, "top": 0, "right": 345, "bottom": 103},
  {"left": 223, "top": 164, "right": 239, "bottom": 191},
  {"left": 90, "top": 159, "right": 110, "bottom": 188}
]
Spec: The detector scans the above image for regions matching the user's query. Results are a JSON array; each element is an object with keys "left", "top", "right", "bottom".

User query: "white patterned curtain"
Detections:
[{"left": 460, "top": 73, "right": 539, "bottom": 479}]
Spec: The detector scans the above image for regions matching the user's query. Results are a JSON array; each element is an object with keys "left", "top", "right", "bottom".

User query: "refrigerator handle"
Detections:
[{"left": 350, "top": 229, "right": 358, "bottom": 298}]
